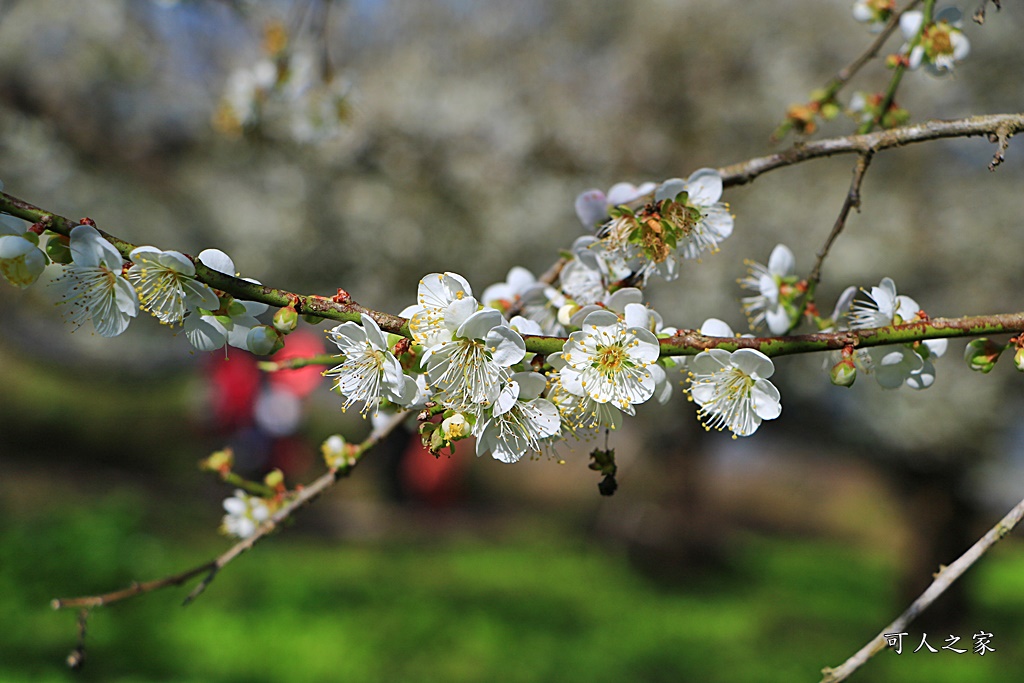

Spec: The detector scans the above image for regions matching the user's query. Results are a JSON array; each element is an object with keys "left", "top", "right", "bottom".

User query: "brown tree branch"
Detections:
[
  {"left": 820, "top": 491, "right": 1024, "bottom": 682},
  {"left": 808, "top": 151, "right": 875, "bottom": 290},
  {"left": 718, "top": 113, "right": 1023, "bottom": 187}
]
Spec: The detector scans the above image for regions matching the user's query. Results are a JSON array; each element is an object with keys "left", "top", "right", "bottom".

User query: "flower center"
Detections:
[
  {"left": 927, "top": 25, "right": 953, "bottom": 56},
  {"left": 595, "top": 344, "right": 628, "bottom": 376}
]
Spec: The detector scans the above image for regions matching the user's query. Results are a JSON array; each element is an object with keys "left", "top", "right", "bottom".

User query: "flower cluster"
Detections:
[
  {"left": 1, "top": 162, "right": 970, "bottom": 471},
  {"left": 569, "top": 169, "right": 734, "bottom": 288},
  {"left": 0, "top": 198, "right": 277, "bottom": 355}
]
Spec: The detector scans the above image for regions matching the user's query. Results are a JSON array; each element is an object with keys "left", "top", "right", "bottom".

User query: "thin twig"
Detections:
[
  {"left": 831, "top": 0, "right": 921, "bottom": 92},
  {"left": 51, "top": 410, "right": 409, "bottom": 611},
  {"left": 988, "top": 124, "right": 1012, "bottom": 171},
  {"left": 820, "top": 492, "right": 1024, "bottom": 682},
  {"left": 719, "top": 113, "right": 1024, "bottom": 188},
  {"left": 808, "top": 151, "right": 875, "bottom": 289}
]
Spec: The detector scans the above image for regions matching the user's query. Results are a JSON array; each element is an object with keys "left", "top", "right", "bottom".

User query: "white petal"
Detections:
[
  {"left": 486, "top": 325, "right": 527, "bottom": 367},
  {"left": 198, "top": 248, "right": 235, "bottom": 275},
  {"left": 493, "top": 380, "right": 520, "bottom": 417},
  {"left": 513, "top": 371, "right": 547, "bottom": 401},
  {"left": 582, "top": 310, "right": 620, "bottom": 330},
  {"left": 731, "top": 349, "right": 775, "bottom": 379},
  {"left": 623, "top": 303, "right": 651, "bottom": 331},
  {"left": 923, "top": 338, "right": 948, "bottom": 359},
  {"left": 700, "top": 318, "right": 734, "bottom": 338},
  {"left": 447, "top": 296, "right": 481, "bottom": 333},
  {"left": 684, "top": 168, "right": 723, "bottom": 205},
  {"left": 457, "top": 307, "right": 501, "bottom": 340},
  {"left": 654, "top": 178, "right": 686, "bottom": 202},
  {"left": 359, "top": 313, "right": 388, "bottom": 350},
  {"left": 767, "top": 244, "right": 795, "bottom": 276},
  {"left": 765, "top": 306, "right": 791, "bottom": 335},
  {"left": 575, "top": 189, "right": 608, "bottom": 227},
  {"left": 185, "top": 313, "right": 227, "bottom": 351},
  {"left": 691, "top": 348, "right": 732, "bottom": 374},
  {"left": 900, "top": 10, "right": 923, "bottom": 39},
  {"left": 751, "top": 380, "right": 782, "bottom": 420},
  {"left": 182, "top": 279, "right": 220, "bottom": 310},
  {"left": 70, "top": 225, "right": 121, "bottom": 269},
  {"left": 607, "top": 287, "right": 642, "bottom": 313},
  {"left": 627, "top": 327, "right": 661, "bottom": 364}
]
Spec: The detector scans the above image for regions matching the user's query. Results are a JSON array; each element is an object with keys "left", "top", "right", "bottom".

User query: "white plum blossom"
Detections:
[
  {"left": 128, "top": 246, "right": 218, "bottom": 325},
  {"left": 656, "top": 169, "right": 734, "bottom": 263},
  {"left": 740, "top": 244, "right": 797, "bottom": 334},
  {"left": 221, "top": 489, "right": 271, "bottom": 539},
  {"left": 848, "top": 277, "right": 947, "bottom": 389},
  {"left": 0, "top": 215, "right": 47, "bottom": 288},
  {"left": 184, "top": 249, "right": 269, "bottom": 352},
  {"left": 559, "top": 252, "right": 611, "bottom": 308},
  {"left": 901, "top": 8, "right": 970, "bottom": 75},
  {"left": 688, "top": 348, "right": 782, "bottom": 437},
  {"left": 547, "top": 353, "right": 624, "bottom": 436},
  {"left": 481, "top": 266, "right": 537, "bottom": 315},
  {"left": 849, "top": 277, "right": 919, "bottom": 328},
  {"left": 402, "top": 271, "right": 475, "bottom": 349},
  {"left": 325, "top": 313, "right": 416, "bottom": 415},
  {"left": 425, "top": 308, "right": 527, "bottom": 411},
  {"left": 53, "top": 225, "right": 139, "bottom": 337},
  {"left": 475, "top": 372, "right": 561, "bottom": 463},
  {"left": 560, "top": 310, "right": 661, "bottom": 415},
  {"left": 518, "top": 283, "right": 566, "bottom": 336}
]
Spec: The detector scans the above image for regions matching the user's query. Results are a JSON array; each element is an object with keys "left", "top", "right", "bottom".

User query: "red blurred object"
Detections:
[
  {"left": 267, "top": 329, "right": 326, "bottom": 398},
  {"left": 400, "top": 432, "right": 471, "bottom": 507},
  {"left": 208, "top": 352, "right": 260, "bottom": 431}
]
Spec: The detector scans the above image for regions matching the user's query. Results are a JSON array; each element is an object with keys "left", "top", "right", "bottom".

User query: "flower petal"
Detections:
[{"left": 684, "top": 168, "right": 723, "bottom": 205}]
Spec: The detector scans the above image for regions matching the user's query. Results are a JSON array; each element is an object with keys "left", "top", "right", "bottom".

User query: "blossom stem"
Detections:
[{"left": 258, "top": 354, "right": 338, "bottom": 371}]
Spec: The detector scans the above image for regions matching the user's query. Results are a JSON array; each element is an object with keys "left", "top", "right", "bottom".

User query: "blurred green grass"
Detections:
[{"left": 2, "top": 497, "right": 1022, "bottom": 682}]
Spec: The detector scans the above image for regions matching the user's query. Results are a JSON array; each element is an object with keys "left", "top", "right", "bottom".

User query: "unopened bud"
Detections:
[
  {"left": 964, "top": 338, "right": 1003, "bottom": 374},
  {"left": 200, "top": 448, "right": 234, "bottom": 473},
  {"left": 273, "top": 304, "right": 299, "bottom": 334},
  {"left": 264, "top": 468, "right": 285, "bottom": 489},
  {"left": 246, "top": 325, "right": 285, "bottom": 356},
  {"left": 1014, "top": 347, "right": 1024, "bottom": 373},
  {"left": 830, "top": 358, "right": 857, "bottom": 387},
  {"left": 557, "top": 303, "right": 579, "bottom": 327}
]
